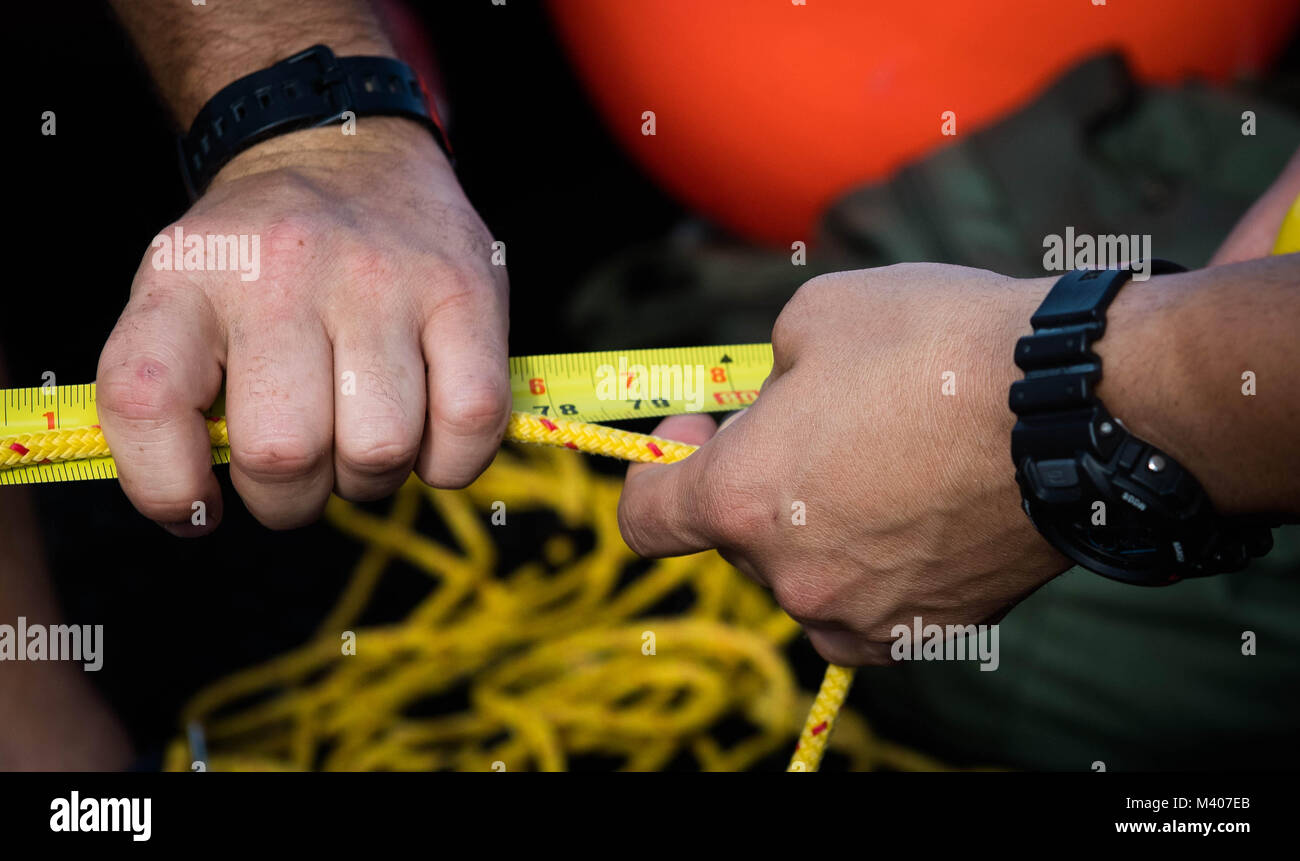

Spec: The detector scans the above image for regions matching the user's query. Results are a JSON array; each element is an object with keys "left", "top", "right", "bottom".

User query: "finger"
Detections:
[
  {"left": 718, "top": 546, "right": 767, "bottom": 588},
  {"left": 96, "top": 284, "right": 225, "bottom": 537},
  {"left": 331, "top": 317, "right": 425, "bottom": 500},
  {"left": 717, "top": 408, "right": 748, "bottom": 433},
  {"left": 624, "top": 413, "right": 718, "bottom": 484},
  {"left": 803, "top": 626, "right": 895, "bottom": 667},
  {"left": 226, "top": 317, "right": 334, "bottom": 529},
  {"left": 415, "top": 281, "right": 510, "bottom": 488},
  {"left": 618, "top": 413, "right": 720, "bottom": 558}
]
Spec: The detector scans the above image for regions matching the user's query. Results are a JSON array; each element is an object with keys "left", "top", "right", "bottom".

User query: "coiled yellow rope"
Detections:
[
  {"left": 505, "top": 411, "right": 856, "bottom": 770},
  {"left": 4, "top": 410, "right": 862, "bottom": 771}
]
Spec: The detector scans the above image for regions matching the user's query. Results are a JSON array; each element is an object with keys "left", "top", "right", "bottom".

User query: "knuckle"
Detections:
[
  {"left": 805, "top": 630, "right": 882, "bottom": 667},
  {"left": 804, "top": 631, "right": 847, "bottom": 666},
  {"left": 412, "top": 461, "right": 442, "bottom": 490},
  {"left": 769, "top": 316, "right": 798, "bottom": 371},
  {"left": 249, "top": 502, "right": 324, "bottom": 532},
  {"left": 233, "top": 434, "right": 328, "bottom": 482},
  {"left": 331, "top": 243, "right": 407, "bottom": 314},
  {"left": 140, "top": 221, "right": 206, "bottom": 274},
  {"left": 772, "top": 576, "right": 835, "bottom": 626},
  {"left": 338, "top": 243, "right": 389, "bottom": 285},
  {"left": 793, "top": 272, "right": 842, "bottom": 303},
  {"left": 769, "top": 308, "right": 793, "bottom": 353},
  {"left": 129, "top": 486, "right": 203, "bottom": 524},
  {"left": 414, "top": 458, "right": 483, "bottom": 491},
  {"left": 434, "top": 381, "right": 510, "bottom": 439},
  {"left": 772, "top": 275, "right": 836, "bottom": 363},
  {"left": 429, "top": 263, "right": 497, "bottom": 311},
  {"left": 337, "top": 436, "right": 417, "bottom": 476},
  {"left": 256, "top": 214, "right": 322, "bottom": 278},
  {"left": 96, "top": 353, "right": 182, "bottom": 424}
]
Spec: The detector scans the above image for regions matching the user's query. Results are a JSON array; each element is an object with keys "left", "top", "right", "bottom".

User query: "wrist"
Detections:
[
  {"left": 966, "top": 274, "right": 1057, "bottom": 479},
  {"left": 1008, "top": 261, "right": 1283, "bottom": 582},
  {"left": 1093, "top": 266, "right": 1290, "bottom": 517},
  {"left": 175, "top": 35, "right": 396, "bottom": 127},
  {"left": 987, "top": 274, "right": 1074, "bottom": 567},
  {"left": 110, "top": 0, "right": 396, "bottom": 126},
  {"left": 1017, "top": 268, "right": 1208, "bottom": 499},
  {"left": 1092, "top": 270, "right": 1187, "bottom": 441},
  {"left": 989, "top": 274, "right": 1058, "bottom": 427},
  {"left": 1091, "top": 270, "right": 1237, "bottom": 508},
  {"left": 207, "top": 115, "right": 452, "bottom": 192},
  {"left": 171, "top": 40, "right": 449, "bottom": 198}
]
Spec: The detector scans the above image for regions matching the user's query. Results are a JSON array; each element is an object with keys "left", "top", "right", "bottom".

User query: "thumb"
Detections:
[{"left": 619, "top": 413, "right": 719, "bottom": 557}]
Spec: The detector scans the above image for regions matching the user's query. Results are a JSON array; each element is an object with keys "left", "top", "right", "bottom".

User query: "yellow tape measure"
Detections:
[{"left": 0, "top": 344, "right": 773, "bottom": 485}]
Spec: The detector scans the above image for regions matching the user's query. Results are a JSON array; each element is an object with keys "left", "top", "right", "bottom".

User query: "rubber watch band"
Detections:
[{"left": 177, "top": 44, "right": 450, "bottom": 199}]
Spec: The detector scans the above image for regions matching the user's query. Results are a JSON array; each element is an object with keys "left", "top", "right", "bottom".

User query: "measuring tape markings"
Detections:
[
  {"left": 1, "top": 344, "right": 773, "bottom": 485},
  {"left": 507, "top": 343, "right": 771, "bottom": 423}
]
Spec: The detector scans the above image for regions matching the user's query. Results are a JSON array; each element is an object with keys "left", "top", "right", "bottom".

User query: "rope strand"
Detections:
[{"left": 3, "top": 410, "right": 853, "bottom": 771}]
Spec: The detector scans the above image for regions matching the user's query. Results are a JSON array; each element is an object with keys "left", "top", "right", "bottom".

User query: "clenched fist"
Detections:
[
  {"left": 97, "top": 117, "right": 509, "bottom": 535},
  {"left": 618, "top": 264, "right": 1072, "bottom": 666}
]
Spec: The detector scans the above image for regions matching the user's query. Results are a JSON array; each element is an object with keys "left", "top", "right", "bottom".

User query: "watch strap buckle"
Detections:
[{"left": 284, "top": 44, "right": 353, "bottom": 122}]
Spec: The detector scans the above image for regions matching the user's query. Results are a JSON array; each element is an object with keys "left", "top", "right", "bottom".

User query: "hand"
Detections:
[
  {"left": 617, "top": 263, "right": 1071, "bottom": 666},
  {"left": 97, "top": 117, "right": 509, "bottom": 534}
]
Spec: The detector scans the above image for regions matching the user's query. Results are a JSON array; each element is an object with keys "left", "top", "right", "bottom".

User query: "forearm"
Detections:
[
  {"left": 108, "top": 0, "right": 450, "bottom": 194},
  {"left": 1093, "top": 254, "right": 1300, "bottom": 518},
  {"left": 1210, "top": 150, "right": 1300, "bottom": 265},
  {"left": 108, "top": 0, "right": 397, "bottom": 127}
]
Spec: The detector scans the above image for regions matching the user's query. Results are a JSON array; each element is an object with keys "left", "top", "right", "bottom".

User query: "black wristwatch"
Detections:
[
  {"left": 177, "top": 44, "right": 451, "bottom": 199},
  {"left": 1009, "top": 261, "right": 1274, "bottom": 586}
]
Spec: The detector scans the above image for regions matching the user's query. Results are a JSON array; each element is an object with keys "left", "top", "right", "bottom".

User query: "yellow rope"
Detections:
[
  {"left": 506, "top": 411, "right": 856, "bottom": 770},
  {"left": 787, "top": 664, "right": 855, "bottom": 771},
  {"left": 5, "top": 410, "right": 858, "bottom": 771},
  {"left": 506, "top": 411, "right": 699, "bottom": 463},
  {"left": 0, "top": 420, "right": 229, "bottom": 467},
  {"left": 3, "top": 414, "right": 677, "bottom": 471}
]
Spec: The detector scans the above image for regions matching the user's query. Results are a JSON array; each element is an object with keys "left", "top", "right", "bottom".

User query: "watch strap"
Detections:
[
  {"left": 177, "top": 44, "right": 450, "bottom": 199},
  {"left": 1009, "top": 260, "right": 1274, "bottom": 583},
  {"left": 1010, "top": 260, "right": 1185, "bottom": 418}
]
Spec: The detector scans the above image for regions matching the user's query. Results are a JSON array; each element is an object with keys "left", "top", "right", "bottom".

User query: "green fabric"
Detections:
[{"left": 856, "top": 527, "right": 1300, "bottom": 771}]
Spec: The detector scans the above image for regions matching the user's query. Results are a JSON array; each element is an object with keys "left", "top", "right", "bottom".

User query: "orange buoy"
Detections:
[{"left": 549, "top": 0, "right": 1300, "bottom": 245}]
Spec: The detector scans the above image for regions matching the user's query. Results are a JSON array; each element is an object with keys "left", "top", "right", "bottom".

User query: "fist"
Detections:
[
  {"left": 97, "top": 118, "right": 509, "bottom": 534},
  {"left": 617, "top": 263, "right": 1070, "bottom": 666}
]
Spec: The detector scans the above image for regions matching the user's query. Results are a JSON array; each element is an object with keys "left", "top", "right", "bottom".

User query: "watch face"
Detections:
[
  {"left": 1063, "top": 520, "right": 1183, "bottom": 585},
  {"left": 1021, "top": 493, "right": 1185, "bottom": 587},
  {"left": 1013, "top": 420, "right": 1264, "bottom": 585}
]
